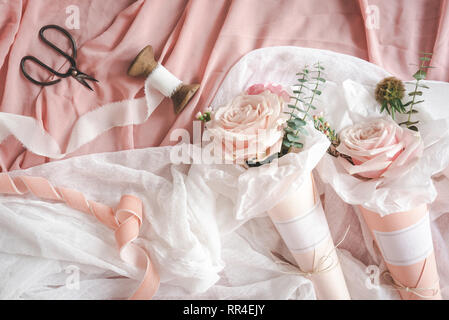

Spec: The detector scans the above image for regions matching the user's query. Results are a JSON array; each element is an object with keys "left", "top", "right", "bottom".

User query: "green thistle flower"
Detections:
[{"left": 375, "top": 77, "right": 406, "bottom": 120}]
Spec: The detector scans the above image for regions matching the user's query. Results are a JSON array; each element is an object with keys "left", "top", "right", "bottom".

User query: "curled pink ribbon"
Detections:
[{"left": 0, "top": 173, "right": 160, "bottom": 300}]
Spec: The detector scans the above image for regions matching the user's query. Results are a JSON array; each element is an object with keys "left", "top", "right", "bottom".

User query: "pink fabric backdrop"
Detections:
[{"left": 0, "top": 0, "right": 447, "bottom": 172}]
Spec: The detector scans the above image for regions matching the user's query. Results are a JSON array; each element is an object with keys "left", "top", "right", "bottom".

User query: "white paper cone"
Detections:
[{"left": 268, "top": 173, "right": 350, "bottom": 300}]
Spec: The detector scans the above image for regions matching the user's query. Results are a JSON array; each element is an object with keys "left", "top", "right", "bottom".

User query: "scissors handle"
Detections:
[
  {"left": 39, "top": 24, "right": 77, "bottom": 65},
  {"left": 20, "top": 56, "right": 62, "bottom": 86},
  {"left": 20, "top": 25, "right": 78, "bottom": 86}
]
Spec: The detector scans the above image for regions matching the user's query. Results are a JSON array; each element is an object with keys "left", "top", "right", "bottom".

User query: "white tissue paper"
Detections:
[
  {"left": 198, "top": 122, "right": 329, "bottom": 226},
  {"left": 0, "top": 46, "right": 448, "bottom": 300},
  {"left": 315, "top": 79, "right": 449, "bottom": 216}
]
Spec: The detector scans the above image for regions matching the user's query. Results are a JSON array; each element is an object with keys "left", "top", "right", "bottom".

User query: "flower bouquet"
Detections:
[
  {"left": 202, "top": 64, "right": 351, "bottom": 300},
  {"left": 316, "top": 55, "right": 449, "bottom": 299}
]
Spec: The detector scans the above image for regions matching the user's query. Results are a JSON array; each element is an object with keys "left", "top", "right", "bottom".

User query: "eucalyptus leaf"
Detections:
[
  {"left": 287, "top": 133, "right": 301, "bottom": 142},
  {"left": 413, "top": 70, "right": 426, "bottom": 80}
]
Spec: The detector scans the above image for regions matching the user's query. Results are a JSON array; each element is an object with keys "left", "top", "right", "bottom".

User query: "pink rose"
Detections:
[
  {"left": 336, "top": 118, "right": 423, "bottom": 179},
  {"left": 247, "top": 83, "right": 290, "bottom": 102},
  {"left": 206, "top": 88, "right": 288, "bottom": 162}
]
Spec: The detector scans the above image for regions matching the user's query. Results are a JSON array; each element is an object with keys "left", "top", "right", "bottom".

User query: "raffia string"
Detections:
[
  {"left": 381, "top": 271, "right": 440, "bottom": 299},
  {"left": 0, "top": 173, "right": 160, "bottom": 300},
  {"left": 271, "top": 225, "right": 350, "bottom": 278}
]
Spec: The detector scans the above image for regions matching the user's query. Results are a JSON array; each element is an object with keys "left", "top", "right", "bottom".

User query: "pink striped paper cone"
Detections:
[
  {"left": 268, "top": 173, "right": 350, "bottom": 300},
  {"left": 360, "top": 205, "right": 442, "bottom": 300}
]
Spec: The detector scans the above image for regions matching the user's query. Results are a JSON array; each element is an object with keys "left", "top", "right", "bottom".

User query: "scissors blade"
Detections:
[
  {"left": 72, "top": 71, "right": 98, "bottom": 91},
  {"left": 77, "top": 71, "right": 99, "bottom": 83},
  {"left": 74, "top": 75, "right": 94, "bottom": 91}
]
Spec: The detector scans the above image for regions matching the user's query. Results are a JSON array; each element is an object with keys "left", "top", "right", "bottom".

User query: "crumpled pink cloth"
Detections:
[{"left": 0, "top": 0, "right": 448, "bottom": 171}]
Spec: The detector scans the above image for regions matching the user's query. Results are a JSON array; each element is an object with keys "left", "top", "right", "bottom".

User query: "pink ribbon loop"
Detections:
[{"left": 0, "top": 173, "right": 160, "bottom": 300}]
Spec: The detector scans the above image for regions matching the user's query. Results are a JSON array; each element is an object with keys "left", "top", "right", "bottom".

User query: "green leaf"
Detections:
[
  {"left": 413, "top": 70, "right": 427, "bottom": 80},
  {"left": 314, "top": 77, "right": 326, "bottom": 82},
  {"left": 390, "top": 99, "right": 400, "bottom": 112},
  {"left": 408, "top": 125, "right": 419, "bottom": 132},
  {"left": 291, "top": 97, "right": 305, "bottom": 103},
  {"left": 403, "top": 101, "right": 413, "bottom": 107},
  {"left": 287, "top": 119, "right": 306, "bottom": 129},
  {"left": 297, "top": 78, "right": 308, "bottom": 83},
  {"left": 312, "top": 89, "right": 322, "bottom": 95},
  {"left": 287, "top": 120, "right": 298, "bottom": 130},
  {"left": 408, "top": 91, "right": 423, "bottom": 96},
  {"left": 282, "top": 140, "right": 292, "bottom": 148},
  {"left": 295, "top": 118, "right": 307, "bottom": 126},
  {"left": 380, "top": 100, "right": 387, "bottom": 113},
  {"left": 288, "top": 118, "right": 306, "bottom": 127},
  {"left": 419, "top": 57, "right": 431, "bottom": 61},
  {"left": 418, "top": 84, "right": 429, "bottom": 89},
  {"left": 287, "top": 133, "right": 301, "bottom": 142},
  {"left": 399, "top": 120, "right": 419, "bottom": 126},
  {"left": 292, "top": 142, "right": 304, "bottom": 148},
  {"left": 297, "top": 126, "right": 309, "bottom": 135},
  {"left": 393, "top": 99, "right": 405, "bottom": 112},
  {"left": 405, "top": 110, "right": 419, "bottom": 114}
]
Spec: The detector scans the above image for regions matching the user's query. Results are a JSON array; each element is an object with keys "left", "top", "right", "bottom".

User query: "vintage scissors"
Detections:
[{"left": 20, "top": 24, "right": 99, "bottom": 91}]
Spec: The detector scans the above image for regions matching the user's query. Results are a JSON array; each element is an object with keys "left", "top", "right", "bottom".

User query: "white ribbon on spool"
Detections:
[
  {"left": 0, "top": 79, "right": 165, "bottom": 159},
  {"left": 147, "top": 64, "right": 182, "bottom": 97}
]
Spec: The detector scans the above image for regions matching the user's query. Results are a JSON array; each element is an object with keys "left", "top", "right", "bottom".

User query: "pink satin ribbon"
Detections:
[{"left": 0, "top": 173, "right": 160, "bottom": 300}]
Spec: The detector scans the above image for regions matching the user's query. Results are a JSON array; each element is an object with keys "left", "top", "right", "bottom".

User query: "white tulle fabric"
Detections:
[{"left": 1, "top": 46, "right": 448, "bottom": 300}]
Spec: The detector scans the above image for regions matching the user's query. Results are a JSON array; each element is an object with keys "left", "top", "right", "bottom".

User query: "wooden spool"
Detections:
[{"left": 127, "top": 45, "right": 200, "bottom": 114}]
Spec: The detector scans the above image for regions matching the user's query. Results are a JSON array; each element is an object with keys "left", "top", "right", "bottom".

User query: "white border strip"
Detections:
[
  {"left": 273, "top": 201, "right": 330, "bottom": 254},
  {"left": 373, "top": 213, "right": 433, "bottom": 266}
]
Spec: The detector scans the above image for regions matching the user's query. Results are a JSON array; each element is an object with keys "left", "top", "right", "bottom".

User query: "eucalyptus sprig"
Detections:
[
  {"left": 280, "top": 62, "right": 326, "bottom": 156},
  {"left": 399, "top": 53, "right": 433, "bottom": 131}
]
